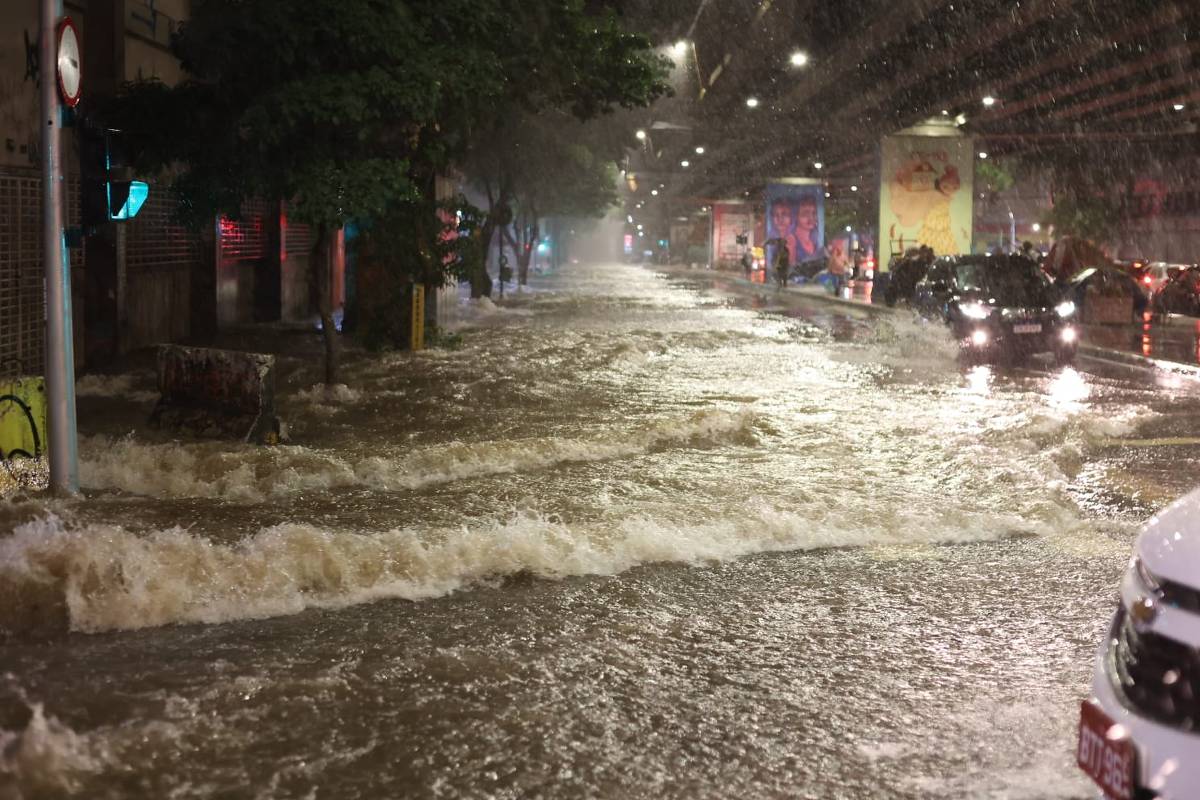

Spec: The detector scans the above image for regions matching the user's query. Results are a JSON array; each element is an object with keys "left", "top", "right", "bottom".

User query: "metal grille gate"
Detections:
[{"left": 0, "top": 171, "right": 82, "bottom": 381}]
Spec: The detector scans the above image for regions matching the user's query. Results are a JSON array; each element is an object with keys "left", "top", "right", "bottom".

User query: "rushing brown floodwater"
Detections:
[{"left": 3, "top": 262, "right": 1200, "bottom": 798}]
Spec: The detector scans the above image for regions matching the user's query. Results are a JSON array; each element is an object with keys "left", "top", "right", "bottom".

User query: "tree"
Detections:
[
  {"left": 471, "top": 110, "right": 627, "bottom": 288},
  {"left": 109, "top": 0, "right": 669, "bottom": 361}
]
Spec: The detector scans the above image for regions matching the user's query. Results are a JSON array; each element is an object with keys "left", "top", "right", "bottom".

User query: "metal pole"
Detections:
[{"left": 42, "top": 0, "right": 80, "bottom": 495}]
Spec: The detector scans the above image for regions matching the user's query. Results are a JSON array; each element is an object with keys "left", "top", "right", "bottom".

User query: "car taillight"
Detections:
[{"left": 1144, "top": 276, "right": 1153, "bottom": 285}]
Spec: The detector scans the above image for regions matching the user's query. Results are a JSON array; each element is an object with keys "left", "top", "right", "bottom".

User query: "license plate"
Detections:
[
  {"left": 1077, "top": 700, "right": 1137, "bottom": 800},
  {"left": 1013, "top": 323, "right": 1042, "bottom": 334}
]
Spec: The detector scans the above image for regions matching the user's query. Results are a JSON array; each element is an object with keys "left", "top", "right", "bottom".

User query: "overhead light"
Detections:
[
  {"left": 695, "top": 146, "right": 705, "bottom": 154},
  {"left": 789, "top": 51, "right": 809, "bottom": 67},
  {"left": 982, "top": 95, "right": 996, "bottom": 107},
  {"left": 955, "top": 113, "right": 968, "bottom": 126},
  {"left": 672, "top": 40, "right": 687, "bottom": 56},
  {"left": 813, "top": 161, "right": 823, "bottom": 170},
  {"left": 1174, "top": 103, "right": 1186, "bottom": 111},
  {"left": 627, "top": 215, "right": 633, "bottom": 223},
  {"left": 651, "top": 189, "right": 659, "bottom": 196},
  {"left": 635, "top": 129, "right": 646, "bottom": 140},
  {"left": 1031, "top": 223, "right": 1041, "bottom": 232},
  {"left": 746, "top": 97, "right": 759, "bottom": 108},
  {"left": 638, "top": 231, "right": 645, "bottom": 237},
  {"left": 636, "top": 224, "right": 643, "bottom": 230},
  {"left": 636, "top": 202, "right": 643, "bottom": 208},
  {"left": 978, "top": 151, "right": 988, "bottom": 159},
  {"left": 824, "top": 192, "right": 830, "bottom": 198},
  {"left": 845, "top": 225, "right": 852, "bottom": 232},
  {"left": 680, "top": 160, "right": 690, "bottom": 167},
  {"left": 850, "top": 185, "right": 858, "bottom": 192}
]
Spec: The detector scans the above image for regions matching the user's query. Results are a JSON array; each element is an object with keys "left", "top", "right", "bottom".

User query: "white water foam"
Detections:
[
  {"left": 78, "top": 409, "right": 761, "bottom": 502},
  {"left": 293, "top": 384, "right": 364, "bottom": 406},
  {"left": 73, "top": 373, "right": 158, "bottom": 404},
  {"left": 0, "top": 699, "right": 107, "bottom": 797},
  {"left": 0, "top": 492, "right": 1090, "bottom": 636}
]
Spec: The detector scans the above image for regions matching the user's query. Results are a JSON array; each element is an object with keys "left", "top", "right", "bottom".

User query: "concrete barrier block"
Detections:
[{"left": 149, "top": 345, "right": 283, "bottom": 444}]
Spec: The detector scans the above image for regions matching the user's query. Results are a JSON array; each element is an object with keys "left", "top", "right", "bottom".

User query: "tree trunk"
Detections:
[
  {"left": 517, "top": 218, "right": 539, "bottom": 285},
  {"left": 312, "top": 225, "right": 340, "bottom": 385}
]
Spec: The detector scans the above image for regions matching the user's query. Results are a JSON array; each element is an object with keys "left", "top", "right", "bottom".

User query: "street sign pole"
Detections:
[{"left": 41, "top": 0, "right": 80, "bottom": 494}]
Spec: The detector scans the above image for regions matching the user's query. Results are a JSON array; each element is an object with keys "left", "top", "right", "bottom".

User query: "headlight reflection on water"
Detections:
[{"left": 1048, "top": 367, "right": 1090, "bottom": 407}]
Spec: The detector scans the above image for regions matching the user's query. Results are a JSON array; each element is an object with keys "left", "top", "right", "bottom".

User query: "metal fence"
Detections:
[{"left": 0, "top": 171, "right": 82, "bottom": 381}]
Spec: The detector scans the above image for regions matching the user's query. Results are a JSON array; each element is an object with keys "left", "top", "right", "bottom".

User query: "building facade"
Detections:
[{"left": 1, "top": 0, "right": 338, "bottom": 382}]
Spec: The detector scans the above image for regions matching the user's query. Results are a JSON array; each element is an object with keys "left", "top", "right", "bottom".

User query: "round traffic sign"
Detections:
[{"left": 56, "top": 18, "right": 82, "bottom": 108}]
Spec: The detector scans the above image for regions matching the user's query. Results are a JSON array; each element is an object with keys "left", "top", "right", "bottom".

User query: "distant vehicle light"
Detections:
[
  {"left": 1144, "top": 275, "right": 1153, "bottom": 285},
  {"left": 1061, "top": 327, "right": 1077, "bottom": 344},
  {"left": 960, "top": 302, "right": 991, "bottom": 320},
  {"left": 971, "top": 330, "right": 989, "bottom": 346},
  {"left": 1055, "top": 300, "right": 1076, "bottom": 317}
]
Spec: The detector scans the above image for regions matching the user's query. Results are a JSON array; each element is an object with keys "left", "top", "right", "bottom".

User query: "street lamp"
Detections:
[
  {"left": 978, "top": 152, "right": 988, "bottom": 159},
  {"left": 695, "top": 146, "right": 705, "bottom": 154},
  {"left": 790, "top": 51, "right": 809, "bottom": 67},
  {"left": 635, "top": 129, "right": 647, "bottom": 140},
  {"left": 982, "top": 95, "right": 996, "bottom": 107},
  {"left": 680, "top": 160, "right": 690, "bottom": 168},
  {"left": 813, "top": 161, "right": 823, "bottom": 170},
  {"left": 746, "top": 97, "right": 759, "bottom": 108},
  {"left": 672, "top": 40, "right": 687, "bottom": 57}
]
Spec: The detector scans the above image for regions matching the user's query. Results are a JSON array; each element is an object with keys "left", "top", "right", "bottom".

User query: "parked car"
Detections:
[
  {"left": 1079, "top": 487, "right": 1200, "bottom": 800},
  {"left": 1152, "top": 266, "right": 1200, "bottom": 318},
  {"left": 791, "top": 256, "right": 826, "bottom": 283},
  {"left": 912, "top": 254, "right": 1078, "bottom": 364}
]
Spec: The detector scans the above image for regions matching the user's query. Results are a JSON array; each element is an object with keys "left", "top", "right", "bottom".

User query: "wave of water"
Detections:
[
  {"left": 0, "top": 489, "right": 1099, "bottom": 638},
  {"left": 0, "top": 692, "right": 107, "bottom": 798},
  {"left": 76, "top": 409, "right": 761, "bottom": 502}
]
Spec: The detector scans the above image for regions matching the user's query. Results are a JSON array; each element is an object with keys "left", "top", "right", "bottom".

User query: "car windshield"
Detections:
[{"left": 955, "top": 260, "right": 1051, "bottom": 305}]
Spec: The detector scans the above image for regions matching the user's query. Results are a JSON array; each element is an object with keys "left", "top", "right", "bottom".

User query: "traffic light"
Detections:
[{"left": 80, "top": 125, "right": 149, "bottom": 229}]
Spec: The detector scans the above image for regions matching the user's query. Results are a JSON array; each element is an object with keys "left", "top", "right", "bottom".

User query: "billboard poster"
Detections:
[
  {"left": 765, "top": 179, "right": 824, "bottom": 271},
  {"left": 710, "top": 203, "right": 754, "bottom": 269},
  {"left": 878, "top": 134, "right": 974, "bottom": 266}
]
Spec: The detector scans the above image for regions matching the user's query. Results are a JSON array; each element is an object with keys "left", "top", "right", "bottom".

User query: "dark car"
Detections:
[
  {"left": 882, "top": 251, "right": 933, "bottom": 306},
  {"left": 1152, "top": 266, "right": 1200, "bottom": 318},
  {"left": 913, "top": 254, "right": 1079, "bottom": 364}
]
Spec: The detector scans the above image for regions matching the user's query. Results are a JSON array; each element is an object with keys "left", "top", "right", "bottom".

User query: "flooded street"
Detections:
[{"left": 4, "top": 261, "right": 1200, "bottom": 798}]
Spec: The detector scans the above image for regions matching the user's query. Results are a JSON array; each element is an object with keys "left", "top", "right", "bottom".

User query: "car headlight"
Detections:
[
  {"left": 1134, "top": 556, "right": 1162, "bottom": 594},
  {"left": 959, "top": 302, "right": 991, "bottom": 320},
  {"left": 1055, "top": 300, "right": 1076, "bottom": 317}
]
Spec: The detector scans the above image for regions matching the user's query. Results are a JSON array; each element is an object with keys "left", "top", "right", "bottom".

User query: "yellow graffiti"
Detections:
[{"left": 0, "top": 376, "right": 47, "bottom": 461}]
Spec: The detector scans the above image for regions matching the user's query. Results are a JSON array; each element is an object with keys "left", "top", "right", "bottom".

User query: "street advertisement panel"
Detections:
[
  {"left": 710, "top": 203, "right": 754, "bottom": 269},
  {"left": 878, "top": 134, "right": 974, "bottom": 266},
  {"left": 765, "top": 179, "right": 824, "bottom": 271}
]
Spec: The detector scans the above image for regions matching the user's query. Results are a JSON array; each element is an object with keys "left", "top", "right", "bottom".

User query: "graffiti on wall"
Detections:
[{"left": 23, "top": 29, "right": 38, "bottom": 85}]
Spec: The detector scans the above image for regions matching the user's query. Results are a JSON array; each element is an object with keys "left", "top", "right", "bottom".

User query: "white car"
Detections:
[{"left": 1080, "top": 488, "right": 1200, "bottom": 799}]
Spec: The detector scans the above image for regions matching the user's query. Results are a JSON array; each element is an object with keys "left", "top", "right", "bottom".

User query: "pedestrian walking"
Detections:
[{"left": 774, "top": 240, "right": 790, "bottom": 290}]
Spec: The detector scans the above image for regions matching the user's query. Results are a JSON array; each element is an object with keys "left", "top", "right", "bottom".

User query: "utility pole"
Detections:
[{"left": 42, "top": 0, "right": 81, "bottom": 495}]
